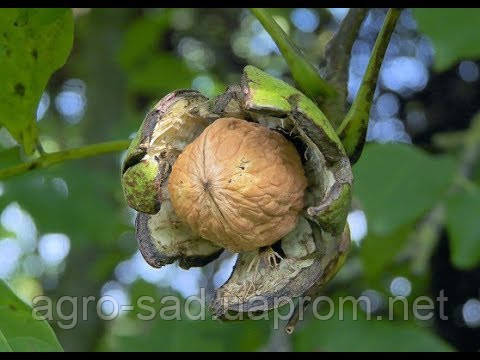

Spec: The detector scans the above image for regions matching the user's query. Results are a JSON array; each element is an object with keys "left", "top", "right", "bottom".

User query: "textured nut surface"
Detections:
[{"left": 168, "top": 117, "right": 308, "bottom": 252}]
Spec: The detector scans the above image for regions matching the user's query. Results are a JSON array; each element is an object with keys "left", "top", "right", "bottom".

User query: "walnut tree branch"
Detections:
[
  {"left": 249, "top": 8, "right": 337, "bottom": 103},
  {"left": 338, "top": 8, "right": 401, "bottom": 163},
  {"left": 0, "top": 140, "right": 130, "bottom": 180},
  {"left": 322, "top": 8, "right": 369, "bottom": 129}
]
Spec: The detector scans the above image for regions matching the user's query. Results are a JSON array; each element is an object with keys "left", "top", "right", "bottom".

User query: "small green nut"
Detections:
[{"left": 122, "top": 158, "right": 160, "bottom": 214}]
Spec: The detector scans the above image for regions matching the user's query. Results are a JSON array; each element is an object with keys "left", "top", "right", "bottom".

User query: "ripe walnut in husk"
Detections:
[
  {"left": 121, "top": 66, "right": 353, "bottom": 330},
  {"left": 168, "top": 117, "right": 308, "bottom": 252}
]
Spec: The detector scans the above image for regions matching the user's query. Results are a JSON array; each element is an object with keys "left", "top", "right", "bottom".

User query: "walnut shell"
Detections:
[{"left": 168, "top": 117, "right": 308, "bottom": 252}]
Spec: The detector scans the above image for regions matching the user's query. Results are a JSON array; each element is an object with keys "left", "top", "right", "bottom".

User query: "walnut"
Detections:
[
  {"left": 167, "top": 117, "right": 308, "bottom": 252},
  {"left": 121, "top": 66, "right": 354, "bottom": 330}
]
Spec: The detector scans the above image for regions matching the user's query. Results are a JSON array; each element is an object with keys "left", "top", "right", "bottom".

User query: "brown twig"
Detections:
[{"left": 322, "top": 8, "right": 369, "bottom": 128}]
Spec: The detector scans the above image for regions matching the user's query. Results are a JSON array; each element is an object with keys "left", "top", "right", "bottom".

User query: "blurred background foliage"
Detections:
[{"left": 1, "top": 8, "right": 480, "bottom": 352}]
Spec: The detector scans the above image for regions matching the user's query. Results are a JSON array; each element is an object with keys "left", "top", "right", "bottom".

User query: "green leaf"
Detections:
[
  {"left": 118, "top": 11, "right": 196, "bottom": 97},
  {"left": 0, "top": 161, "right": 128, "bottom": 249},
  {"left": 293, "top": 301, "right": 453, "bottom": 352},
  {"left": 0, "top": 147, "right": 21, "bottom": 169},
  {"left": 126, "top": 55, "right": 195, "bottom": 96},
  {"left": 0, "top": 225, "right": 14, "bottom": 239},
  {"left": 98, "top": 282, "right": 271, "bottom": 351},
  {"left": 103, "top": 317, "right": 270, "bottom": 352},
  {"left": 0, "top": 330, "right": 13, "bottom": 352},
  {"left": 118, "top": 10, "right": 171, "bottom": 70},
  {"left": 0, "top": 9, "right": 74, "bottom": 155},
  {"left": 0, "top": 280, "right": 63, "bottom": 352},
  {"left": 413, "top": 8, "right": 480, "bottom": 71},
  {"left": 354, "top": 143, "right": 456, "bottom": 236},
  {"left": 446, "top": 187, "right": 480, "bottom": 269},
  {"left": 361, "top": 224, "right": 412, "bottom": 280},
  {"left": 249, "top": 8, "right": 336, "bottom": 103}
]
